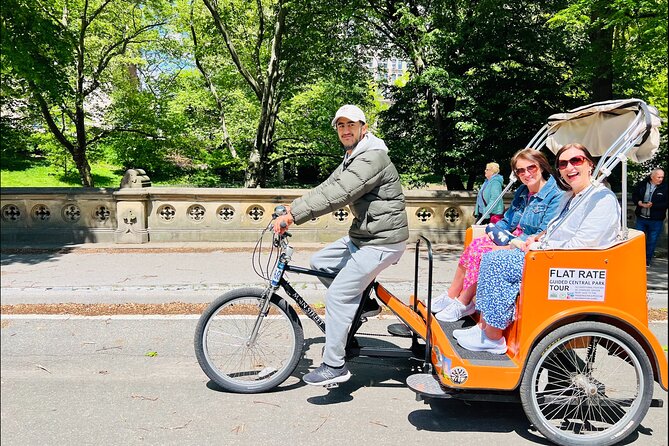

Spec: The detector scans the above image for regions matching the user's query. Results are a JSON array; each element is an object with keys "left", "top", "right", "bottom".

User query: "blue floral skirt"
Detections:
[{"left": 475, "top": 248, "right": 526, "bottom": 330}]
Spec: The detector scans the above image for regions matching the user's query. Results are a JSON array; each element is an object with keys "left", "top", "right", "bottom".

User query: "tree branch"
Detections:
[
  {"left": 202, "top": 0, "right": 261, "bottom": 98},
  {"left": 29, "top": 83, "right": 75, "bottom": 155},
  {"left": 84, "top": 21, "right": 166, "bottom": 97},
  {"left": 254, "top": 0, "right": 265, "bottom": 75}
]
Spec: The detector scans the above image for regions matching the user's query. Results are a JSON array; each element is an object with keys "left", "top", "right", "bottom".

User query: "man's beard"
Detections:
[
  {"left": 343, "top": 141, "right": 359, "bottom": 151},
  {"left": 342, "top": 130, "right": 363, "bottom": 151}
]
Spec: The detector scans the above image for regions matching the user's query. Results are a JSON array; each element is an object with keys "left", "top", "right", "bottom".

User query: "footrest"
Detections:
[
  {"left": 387, "top": 322, "right": 413, "bottom": 337},
  {"left": 406, "top": 373, "right": 452, "bottom": 399}
]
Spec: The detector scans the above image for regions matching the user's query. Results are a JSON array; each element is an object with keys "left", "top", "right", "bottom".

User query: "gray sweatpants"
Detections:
[{"left": 310, "top": 236, "right": 405, "bottom": 367}]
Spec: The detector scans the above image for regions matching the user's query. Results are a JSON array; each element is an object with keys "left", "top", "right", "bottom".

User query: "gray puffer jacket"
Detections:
[{"left": 290, "top": 133, "right": 409, "bottom": 247}]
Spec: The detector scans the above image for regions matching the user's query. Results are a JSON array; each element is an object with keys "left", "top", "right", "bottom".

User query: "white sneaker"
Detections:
[
  {"left": 457, "top": 330, "right": 507, "bottom": 355},
  {"left": 430, "top": 292, "right": 456, "bottom": 313},
  {"left": 435, "top": 299, "right": 476, "bottom": 322},
  {"left": 452, "top": 324, "right": 481, "bottom": 340}
]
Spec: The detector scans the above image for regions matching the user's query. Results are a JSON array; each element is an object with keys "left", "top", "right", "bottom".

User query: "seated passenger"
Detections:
[
  {"left": 455, "top": 143, "right": 621, "bottom": 354},
  {"left": 433, "top": 149, "right": 563, "bottom": 322}
]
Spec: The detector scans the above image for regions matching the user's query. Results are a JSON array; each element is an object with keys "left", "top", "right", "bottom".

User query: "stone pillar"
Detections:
[{"left": 114, "top": 169, "right": 151, "bottom": 243}]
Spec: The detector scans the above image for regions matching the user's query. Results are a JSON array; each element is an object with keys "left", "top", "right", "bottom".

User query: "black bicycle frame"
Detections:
[{"left": 274, "top": 259, "right": 419, "bottom": 360}]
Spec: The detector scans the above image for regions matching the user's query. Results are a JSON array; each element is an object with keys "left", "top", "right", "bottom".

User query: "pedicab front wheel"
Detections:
[
  {"left": 520, "top": 321, "right": 654, "bottom": 446},
  {"left": 194, "top": 288, "right": 304, "bottom": 393}
]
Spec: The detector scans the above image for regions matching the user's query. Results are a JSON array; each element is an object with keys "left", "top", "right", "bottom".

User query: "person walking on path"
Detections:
[
  {"left": 632, "top": 168, "right": 667, "bottom": 267},
  {"left": 272, "top": 104, "right": 409, "bottom": 387},
  {"left": 474, "top": 162, "right": 505, "bottom": 225}
]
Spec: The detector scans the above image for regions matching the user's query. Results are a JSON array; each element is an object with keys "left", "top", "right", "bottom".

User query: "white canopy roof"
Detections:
[{"left": 545, "top": 99, "right": 661, "bottom": 162}]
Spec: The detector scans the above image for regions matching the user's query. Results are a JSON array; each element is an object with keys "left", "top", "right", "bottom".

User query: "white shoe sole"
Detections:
[
  {"left": 303, "top": 371, "right": 352, "bottom": 386},
  {"left": 457, "top": 337, "right": 507, "bottom": 355}
]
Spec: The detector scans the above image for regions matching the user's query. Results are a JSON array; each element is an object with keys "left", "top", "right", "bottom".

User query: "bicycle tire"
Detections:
[
  {"left": 520, "top": 321, "right": 654, "bottom": 446},
  {"left": 194, "top": 287, "right": 304, "bottom": 393}
]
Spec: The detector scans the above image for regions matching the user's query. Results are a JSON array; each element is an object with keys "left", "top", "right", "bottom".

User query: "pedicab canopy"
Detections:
[{"left": 545, "top": 99, "right": 661, "bottom": 162}]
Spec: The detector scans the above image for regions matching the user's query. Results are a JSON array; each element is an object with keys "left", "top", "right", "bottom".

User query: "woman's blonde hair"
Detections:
[{"left": 486, "top": 162, "right": 500, "bottom": 174}]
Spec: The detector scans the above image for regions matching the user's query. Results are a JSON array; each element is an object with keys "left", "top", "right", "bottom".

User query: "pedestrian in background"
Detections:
[
  {"left": 474, "top": 162, "right": 505, "bottom": 225},
  {"left": 632, "top": 168, "right": 667, "bottom": 266}
]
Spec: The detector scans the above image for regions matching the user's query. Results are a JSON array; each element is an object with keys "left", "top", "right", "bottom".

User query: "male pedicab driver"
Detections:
[{"left": 273, "top": 104, "right": 409, "bottom": 386}]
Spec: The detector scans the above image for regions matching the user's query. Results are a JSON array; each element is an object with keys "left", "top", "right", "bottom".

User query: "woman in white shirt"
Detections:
[{"left": 454, "top": 143, "right": 621, "bottom": 354}]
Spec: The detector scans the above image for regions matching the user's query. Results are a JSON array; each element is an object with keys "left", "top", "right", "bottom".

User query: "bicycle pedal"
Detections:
[{"left": 323, "top": 382, "right": 339, "bottom": 389}]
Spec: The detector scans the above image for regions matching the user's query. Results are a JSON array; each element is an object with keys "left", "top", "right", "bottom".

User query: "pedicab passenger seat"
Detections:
[{"left": 509, "top": 229, "right": 649, "bottom": 361}]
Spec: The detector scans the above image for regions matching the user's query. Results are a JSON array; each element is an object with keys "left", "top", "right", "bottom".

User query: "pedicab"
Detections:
[{"left": 194, "top": 98, "right": 667, "bottom": 446}]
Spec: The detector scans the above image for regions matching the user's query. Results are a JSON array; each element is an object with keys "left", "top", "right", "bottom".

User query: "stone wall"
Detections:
[
  {"left": 1, "top": 186, "right": 482, "bottom": 245},
  {"left": 1, "top": 186, "right": 666, "bottom": 250},
  {"left": 1, "top": 188, "right": 117, "bottom": 245}
]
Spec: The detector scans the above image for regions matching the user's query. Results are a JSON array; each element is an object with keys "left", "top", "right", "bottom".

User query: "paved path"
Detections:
[
  {"left": 1, "top": 316, "right": 667, "bottom": 446},
  {"left": 1, "top": 242, "right": 667, "bottom": 445},
  {"left": 1, "top": 242, "right": 667, "bottom": 308}
]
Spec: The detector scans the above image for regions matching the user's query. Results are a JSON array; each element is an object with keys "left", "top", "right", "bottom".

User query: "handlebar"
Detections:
[
  {"left": 272, "top": 205, "right": 287, "bottom": 218},
  {"left": 271, "top": 205, "right": 292, "bottom": 246}
]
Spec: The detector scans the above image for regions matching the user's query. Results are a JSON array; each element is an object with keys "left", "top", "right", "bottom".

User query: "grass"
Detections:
[{"left": 1, "top": 161, "right": 124, "bottom": 188}]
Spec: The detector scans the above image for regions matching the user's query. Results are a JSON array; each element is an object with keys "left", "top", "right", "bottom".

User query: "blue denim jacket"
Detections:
[{"left": 495, "top": 175, "right": 563, "bottom": 241}]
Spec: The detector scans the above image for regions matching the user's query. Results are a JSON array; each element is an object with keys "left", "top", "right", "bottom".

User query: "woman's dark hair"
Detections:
[
  {"left": 553, "top": 143, "right": 596, "bottom": 191},
  {"left": 510, "top": 148, "right": 554, "bottom": 181}
]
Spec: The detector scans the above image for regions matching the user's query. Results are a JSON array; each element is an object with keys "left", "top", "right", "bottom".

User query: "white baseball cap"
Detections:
[{"left": 331, "top": 104, "right": 366, "bottom": 128}]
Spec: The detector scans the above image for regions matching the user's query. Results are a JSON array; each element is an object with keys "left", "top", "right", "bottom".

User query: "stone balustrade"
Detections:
[
  {"left": 1, "top": 185, "right": 484, "bottom": 245},
  {"left": 1, "top": 185, "right": 662, "bottom": 248}
]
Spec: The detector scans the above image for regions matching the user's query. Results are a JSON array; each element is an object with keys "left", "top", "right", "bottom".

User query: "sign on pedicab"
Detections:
[{"left": 548, "top": 267, "right": 607, "bottom": 301}]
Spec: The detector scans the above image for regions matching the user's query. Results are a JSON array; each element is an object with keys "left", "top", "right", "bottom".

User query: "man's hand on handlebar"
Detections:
[{"left": 272, "top": 205, "right": 294, "bottom": 234}]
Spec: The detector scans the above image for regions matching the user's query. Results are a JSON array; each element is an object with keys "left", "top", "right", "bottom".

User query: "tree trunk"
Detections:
[
  {"left": 73, "top": 149, "right": 94, "bottom": 187},
  {"left": 589, "top": 1, "right": 614, "bottom": 101},
  {"left": 428, "top": 91, "right": 457, "bottom": 186},
  {"left": 203, "top": 0, "right": 285, "bottom": 188},
  {"left": 244, "top": 4, "right": 286, "bottom": 188}
]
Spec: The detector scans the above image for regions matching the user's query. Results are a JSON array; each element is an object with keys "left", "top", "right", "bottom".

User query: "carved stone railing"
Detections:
[
  {"left": 1, "top": 186, "right": 664, "bottom": 249},
  {"left": 1, "top": 186, "right": 483, "bottom": 245}
]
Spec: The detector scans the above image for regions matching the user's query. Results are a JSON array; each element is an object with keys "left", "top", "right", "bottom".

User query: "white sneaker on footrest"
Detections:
[{"left": 435, "top": 299, "right": 476, "bottom": 322}]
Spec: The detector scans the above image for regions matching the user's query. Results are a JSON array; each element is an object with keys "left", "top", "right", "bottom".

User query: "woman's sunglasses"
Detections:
[
  {"left": 557, "top": 156, "right": 587, "bottom": 170},
  {"left": 514, "top": 164, "right": 538, "bottom": 176}
]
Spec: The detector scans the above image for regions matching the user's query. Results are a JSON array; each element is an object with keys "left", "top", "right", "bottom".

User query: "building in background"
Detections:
[{"left": 366, "top": 57, "right": 409, "bottom": 85}]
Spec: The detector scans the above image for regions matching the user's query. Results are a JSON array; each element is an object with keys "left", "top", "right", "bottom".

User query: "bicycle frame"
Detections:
[{"left": 259, "top": 233, "right": 426, "bottom": 361}]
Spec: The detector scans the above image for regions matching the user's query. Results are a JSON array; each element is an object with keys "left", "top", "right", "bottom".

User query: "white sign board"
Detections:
[{"left": 548, "top": 268, "right": 607, "bottom": 301}]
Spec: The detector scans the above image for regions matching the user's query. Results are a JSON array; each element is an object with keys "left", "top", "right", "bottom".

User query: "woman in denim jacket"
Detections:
[
  {"left": 456, "top": 143, "right": 619, "bottom": 354},
  {"left": 433, "top": 148, "right": 563, "bottom": 322}
]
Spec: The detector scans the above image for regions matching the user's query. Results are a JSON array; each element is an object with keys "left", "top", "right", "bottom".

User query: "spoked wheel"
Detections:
[
  {"left": 194, "top": 288, "right": 304, "bottom": 393},
  {"left": 520, "top": 321, "right": 654, "bottom": 446}
]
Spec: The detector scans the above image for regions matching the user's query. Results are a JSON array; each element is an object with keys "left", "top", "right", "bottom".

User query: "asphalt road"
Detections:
[{"left": 1, "top": 316, "right": 667, "bottom": 446}]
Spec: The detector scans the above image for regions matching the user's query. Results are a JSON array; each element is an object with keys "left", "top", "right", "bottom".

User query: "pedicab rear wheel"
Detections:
[{"left": 520, "top": 321, "right": 653, "bottom": 446}]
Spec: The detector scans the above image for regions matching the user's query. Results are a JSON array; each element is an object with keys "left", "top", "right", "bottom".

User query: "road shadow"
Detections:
[
  {"left": 407, "top": 398, "right": 657, "bottom": 445},
  {"left": 303, "top": 334, "right": 420, "bottom": 405},
  {"left": 0, "top": 247, "right": 78, "bottom": 266}
]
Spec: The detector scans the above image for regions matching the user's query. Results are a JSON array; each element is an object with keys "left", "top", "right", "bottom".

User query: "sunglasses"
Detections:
[
  {"left": 514, "top": 164, "right": 538, "bottom": 176},
  {"left": 558, "top": 156, "right": 587, "bottom": 170}
]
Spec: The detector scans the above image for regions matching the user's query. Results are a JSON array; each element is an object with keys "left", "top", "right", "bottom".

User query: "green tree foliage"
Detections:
[
  {"left": 2, "top": 0, "right": 666, "bottom": 189},
  {"left": 1, "top": 0, "right": 168, "bottom": 186},
  {"left": 372, "top": 0, "right": 580, "bottom": 189},
  {"left": 549, "top": 0, "right": 668, "bottom": 181},
  {"left": 195, "top": 0, "right": 373, "bottom": 187}
]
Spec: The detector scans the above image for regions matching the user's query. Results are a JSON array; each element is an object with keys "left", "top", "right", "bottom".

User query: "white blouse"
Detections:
[{"left": 531, "top": 183, "right": 621, "bottom": 250}]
